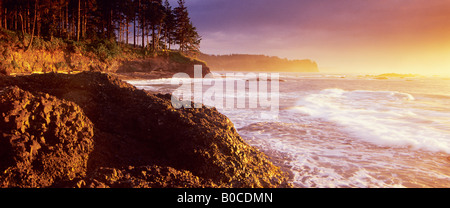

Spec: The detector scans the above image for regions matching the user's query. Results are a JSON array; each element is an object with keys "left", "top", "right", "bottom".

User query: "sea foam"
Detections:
[{"left": 293, "top": 88, "right": 450, "bottom": 153}]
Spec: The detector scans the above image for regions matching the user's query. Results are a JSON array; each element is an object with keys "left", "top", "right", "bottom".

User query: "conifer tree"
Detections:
[
  {"left": 174, "top": 0, "right": 200, "bottom": 54},
  {"left": 162, "top": 0, "right": 176, "bottom": 50}
]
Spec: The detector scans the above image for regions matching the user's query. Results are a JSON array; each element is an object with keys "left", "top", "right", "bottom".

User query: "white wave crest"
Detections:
[{"left": 293, "top": 88, "right": 450, "bottom": 153}]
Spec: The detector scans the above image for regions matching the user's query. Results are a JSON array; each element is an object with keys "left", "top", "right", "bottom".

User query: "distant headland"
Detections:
[{"left": 198, "top": 53, "right": 319, "bottom": 72}]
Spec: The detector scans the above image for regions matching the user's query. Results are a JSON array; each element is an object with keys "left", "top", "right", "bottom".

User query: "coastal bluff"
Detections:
[
  {"left": 198, "top": 53, "right": 319, "bottom": 72},
  {"left": 0, "top": 72, "right": 291, "bottom": 188}
]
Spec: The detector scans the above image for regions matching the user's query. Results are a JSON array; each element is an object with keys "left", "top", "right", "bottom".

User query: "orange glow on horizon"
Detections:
[{"left": 292, "top": 16, "right": 450, "bottom": 76}]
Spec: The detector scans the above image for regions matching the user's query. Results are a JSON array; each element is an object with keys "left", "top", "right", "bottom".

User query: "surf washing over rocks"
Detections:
[{"left": 129, "top": 72, "right": 450, "bottom": 188}]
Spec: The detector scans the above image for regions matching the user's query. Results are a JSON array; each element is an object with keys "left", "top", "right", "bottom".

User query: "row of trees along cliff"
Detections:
[{"left": 0, "top": 0, "right": 201, "bottom": 55}]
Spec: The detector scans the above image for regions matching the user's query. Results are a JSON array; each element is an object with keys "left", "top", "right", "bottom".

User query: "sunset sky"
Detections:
[{"left": 172, "top": 0, "right": 450, "bottom": 75}]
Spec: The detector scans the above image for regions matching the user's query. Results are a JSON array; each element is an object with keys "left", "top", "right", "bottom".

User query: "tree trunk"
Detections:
[
  {"left": 25, "top": 0, "right": 37, "bottom": 52},
  {"left": 19, "top": 13, "right": 25, "bottom": 43},
  {"left": 3, "top": 8, "right": 6, "bottom": 30},
  {"left": 142, "top": 27, "right": 145, "bottom": 49},
  {"left": 59, "top": 6, "right": 62, "bottom": 37},
  {"left": 14, "top": 10, "right": 17, "bottom": 31},
  {"left": 168, "top": 36, "right": 171, "bottom": 50},
  {"left": 77, "top": 0, "right": 80, "bottom": 41},
  {"left": 36, "top": 2, "right": 40, "bottom": 38},
  {"left": 126, "top": 17, "right": 129, "bottom": 45},
  {"left": 71, "top": 9, "right": 75, "bottom": 40},
  {"left": 118, "top": 20, "right": 121, "bottom": 42},
  {"left": 164, "top": 27, "right": 168, "bottom": 50},
  {"left": 147, "top": 27, "right": 150, "bottom": 49},
  {"left": 66, "top": 3, "right": 69, "bottom": 39},
  {"left": 80, "top": 1, "right": 83, "bottom": 39},
  {"left": 20, "top": 10, "right": 24, "bottom": 36},
  {"left": 133, "top": 17, "right": 136, "bottom": 48},
  {"left": 152, "top": 24, "right": 156, "bottom": 52},
  {"left": 151, "top": 24, "right": 155, "bottom": 51},
  {"left": 83, "top": 0, "right": 87, "bottom": 39},
  {"left": 139, "top": 0, "right": 145, "bottom": 48},
  {"left": 26, "top": 6, "right": 30, "bottom": 34},
  {"left": 109, "top": 8, "right": 113, "bottom": 39},
  {"left": 156, "top": 25, "right": 162, "bottom": 51},
  {"left": 0, "top": 3, "right": 3, "bottom": 29}
]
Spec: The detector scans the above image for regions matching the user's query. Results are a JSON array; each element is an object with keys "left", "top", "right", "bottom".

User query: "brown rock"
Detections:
[
  {"left": 0, "top": 86, "right": 94, "bottom": 188},
  {"left": 79, "top": 165, "right": 217, "bottom": 188}
]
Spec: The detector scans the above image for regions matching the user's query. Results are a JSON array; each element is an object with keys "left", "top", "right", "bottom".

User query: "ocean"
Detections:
[{"left": 127, "top": 72, "right": 450, "bottom": 188}]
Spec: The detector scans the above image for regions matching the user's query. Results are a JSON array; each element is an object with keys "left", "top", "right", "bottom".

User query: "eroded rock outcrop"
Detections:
[
  {"left": 0, "top": 72, "right": 291, "bottom": 188},
  {"left": 0, "top": 87, "right": 94, "bottom": 187}
]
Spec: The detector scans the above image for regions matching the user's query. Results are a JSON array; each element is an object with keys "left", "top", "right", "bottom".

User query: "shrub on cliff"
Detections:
[
  {"left": 32, "top": 37, "right": 67, "bottom": 52},
  {"left": 87, "top": 39, "right": 122, "bottom": 62}
]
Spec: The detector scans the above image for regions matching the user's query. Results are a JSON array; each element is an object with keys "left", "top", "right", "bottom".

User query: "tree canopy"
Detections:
[{"left": 0, "top": 0, "right": 201, "bottom": 53}]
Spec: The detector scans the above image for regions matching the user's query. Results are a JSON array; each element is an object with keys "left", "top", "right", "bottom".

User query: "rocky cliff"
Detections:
[
  {"left": 0, "top": 29, "right": 210, "bottom": 78},
  {"left": 0, "top": 72, "right": 291, "bottom": 188},
  {"left": 0, "top": 46, "right": 210, "bottom": 79}
]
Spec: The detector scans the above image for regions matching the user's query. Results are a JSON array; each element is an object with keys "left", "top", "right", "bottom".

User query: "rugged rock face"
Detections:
[
  {"left": 0, "top": 72, "right": 291, "bottom": 188},
  {"left": 0, "top": 87, "right": 94, "bottom": 187}
]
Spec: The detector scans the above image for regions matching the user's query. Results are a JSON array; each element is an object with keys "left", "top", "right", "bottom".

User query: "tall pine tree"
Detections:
[
  {"left": 173, "top": 0, "right": 200, "bottom": 54},
  {"left": 162, "top": 0, "right": 176, "bottom": 50}
]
